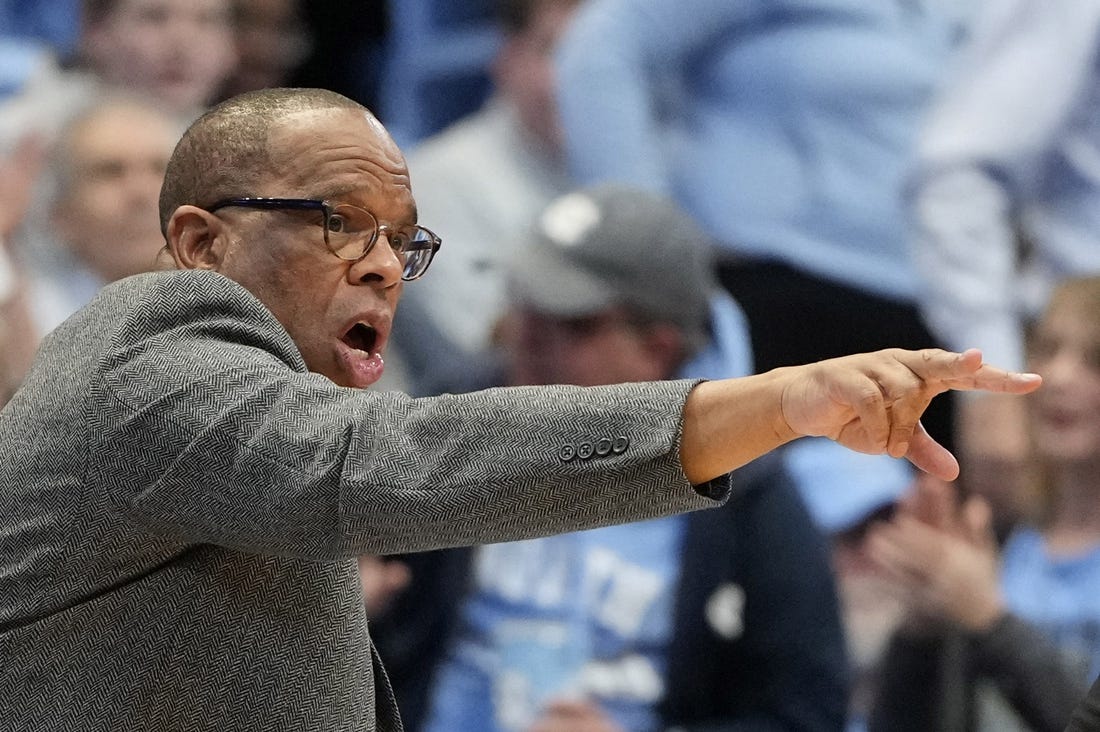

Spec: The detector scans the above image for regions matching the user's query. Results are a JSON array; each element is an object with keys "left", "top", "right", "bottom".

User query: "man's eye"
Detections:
[
  {"left": 388, "top": 230, "right": 411, "bottom": 250},
  {"left": 326, "top": 213, "right": 349, "bottom": 233}
]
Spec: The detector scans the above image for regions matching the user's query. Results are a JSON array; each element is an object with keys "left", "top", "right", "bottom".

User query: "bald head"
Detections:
[{"left": 158, "top": 87, "right": 381, "bottom": 233}]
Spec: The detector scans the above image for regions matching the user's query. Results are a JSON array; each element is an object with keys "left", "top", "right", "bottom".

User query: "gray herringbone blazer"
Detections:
[{"left": 0, "top": 269, "right": 722, "bottom": 731}]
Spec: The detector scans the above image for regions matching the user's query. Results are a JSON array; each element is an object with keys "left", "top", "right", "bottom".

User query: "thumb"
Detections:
[{"left": 904, "top": 421, "right": 960, "bottom": 481}]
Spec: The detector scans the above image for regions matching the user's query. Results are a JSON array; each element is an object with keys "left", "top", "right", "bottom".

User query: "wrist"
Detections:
[
  {"left": 680, "top": 372, "right": 799, "bottom": 484},
  {"left": 959, "top": 594, "right": 1006, "bottom": 633},
  {"left": 771, "top": 366, "right": 801, "bottom": 442}
]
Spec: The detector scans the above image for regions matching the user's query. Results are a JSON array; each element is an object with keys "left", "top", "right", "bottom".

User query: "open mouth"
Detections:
[{"left": 342, "top": 322, "right": 378, "bottom": 354}]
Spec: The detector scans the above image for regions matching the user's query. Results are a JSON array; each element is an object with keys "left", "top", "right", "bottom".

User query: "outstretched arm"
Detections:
[{"left": 680, "top": 348, "right": 1041, "bottom": 484}]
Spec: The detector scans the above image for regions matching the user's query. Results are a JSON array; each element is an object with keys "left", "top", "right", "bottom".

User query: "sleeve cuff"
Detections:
[{"left": 692, "top": 472, "right": 733, "bottom": 502}]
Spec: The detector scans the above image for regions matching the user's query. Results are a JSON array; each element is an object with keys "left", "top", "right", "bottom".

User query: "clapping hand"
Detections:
[{"left": 867, "top": 476, "right": 1005, "bottom": 632}]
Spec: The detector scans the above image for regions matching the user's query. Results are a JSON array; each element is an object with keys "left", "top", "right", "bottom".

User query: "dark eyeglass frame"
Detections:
[{"left": 203, "top": 197, "right": 441, "bottom": 281}]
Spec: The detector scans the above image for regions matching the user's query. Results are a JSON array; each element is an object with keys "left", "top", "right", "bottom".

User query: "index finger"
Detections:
[{"left": 897, "top": 348, "right": 1042, "bottom": 394}]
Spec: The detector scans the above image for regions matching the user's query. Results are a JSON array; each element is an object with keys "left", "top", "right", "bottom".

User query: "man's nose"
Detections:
[{"left": 347, "top": 235, "right": 403, "bottom": 289}]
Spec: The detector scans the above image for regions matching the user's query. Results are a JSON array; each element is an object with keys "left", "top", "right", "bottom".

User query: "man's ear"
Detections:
[{"left": 165, "top": 205, "right": 231, "bottom": 271}]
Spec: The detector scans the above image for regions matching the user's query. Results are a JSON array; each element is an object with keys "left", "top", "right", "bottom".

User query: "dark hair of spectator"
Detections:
[{"left": 495, "top": 0, "right": 581, "bottom": 34}]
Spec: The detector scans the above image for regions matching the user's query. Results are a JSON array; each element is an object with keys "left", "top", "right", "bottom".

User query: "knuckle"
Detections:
[{"left": 860, "top": 387, "right": 884, "bottom": 409}]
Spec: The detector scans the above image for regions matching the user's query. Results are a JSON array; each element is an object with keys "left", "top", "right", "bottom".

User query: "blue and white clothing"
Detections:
[
  {"left": 556, "top": 0, "right": 962, "bottom": 302},
  {"left": 913, "top": 0, "right": 1100, "bottom": 369},
  {"left": 424, "top": 517, "right": 687, "bottom": 732}
]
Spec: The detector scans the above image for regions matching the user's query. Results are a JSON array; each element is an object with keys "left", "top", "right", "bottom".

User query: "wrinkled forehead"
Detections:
[{"left": 263, "top": 108, "right": 413, "bottom": 204}]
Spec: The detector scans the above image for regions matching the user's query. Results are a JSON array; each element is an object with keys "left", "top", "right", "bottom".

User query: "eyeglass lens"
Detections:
[{"left": 325, "top": 203, "right": 438, "bottom": 280}]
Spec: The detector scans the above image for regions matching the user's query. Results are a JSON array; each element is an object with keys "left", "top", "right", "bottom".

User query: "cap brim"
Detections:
[
  {"left": 786, "top": 439, "right": 913, "bottom": 534},
  {"left": 508, "top": 239, "right": 615, "bottom": 317}
]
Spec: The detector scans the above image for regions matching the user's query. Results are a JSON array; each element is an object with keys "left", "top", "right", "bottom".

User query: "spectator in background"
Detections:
[
  {"left": 391, "top": 0, "right": 582, "bottom": 396},
  {"left": 0, "top": 0, "right": 238, "bottom": 282},
  {"left": 553, "top": 0, "right": 965, "bottom": 452},
  {"left": 419, "top": 184, "right": 848, "bottom": 732},
  {"left": 24, "top": 95, "right": 179, "bottom": 336},
  {"left": 78, "top": 0, "right": 237, "bottom": 121},
  {"left": 910, "top": 0, "right": 1100, "bottom": 534},
  {"left": 868, "top": 275, "right": 1100, "bottom": 731},
  {"left": 216, "top": 0, "right": 310, "bottom": 101},
  {"left": 1, "top": 0, "right": 236, "bottom": 159}
]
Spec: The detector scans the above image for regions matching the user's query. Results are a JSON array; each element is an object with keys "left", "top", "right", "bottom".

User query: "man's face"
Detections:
[
  {"left": 495, "top": 0, "right": 579, "bottom": 152},
  {"left": 225, "top": 0, "right": 309, "bottom": 96},
  {"left": 84, "top": 0, "right": 237, "bottom": 114},
  {"left": 211, "top": 108, "right": 414, "bottom": 389},
  {"left": 1027, "top": 295, "right": 1100, "bottom": 465},
  {"left": 53, "top": 103, "right": 177, "bottom": 283},
  {"left": 505, "top": 306, "right": 671, "bottom": 387}
]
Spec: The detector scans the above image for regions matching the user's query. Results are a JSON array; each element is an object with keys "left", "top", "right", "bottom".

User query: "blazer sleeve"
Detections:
[{"left": 86, "top": 270, "right": 723, "bottom": 559}]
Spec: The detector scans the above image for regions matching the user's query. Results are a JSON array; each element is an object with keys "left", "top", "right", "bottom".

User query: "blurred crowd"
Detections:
[{"left": 4, "top": 1, "right": 1100, "bottom": 731}]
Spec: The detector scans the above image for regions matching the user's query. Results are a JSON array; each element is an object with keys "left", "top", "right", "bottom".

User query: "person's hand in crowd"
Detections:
[
  {"left": 0, "top": 134, "right": 46, "bottom": 241},
  {"left": 681, "top": 348, "right": 1042, "bottom": 485},
  {"left": 357, "top": 556, "right": 411, "bottom": 618},
  {"left": 867, "top": 476, "right": 1005, "bottom": 633},
  {"left": 528, "top": 699, "right": 626, "bottom": 732}
]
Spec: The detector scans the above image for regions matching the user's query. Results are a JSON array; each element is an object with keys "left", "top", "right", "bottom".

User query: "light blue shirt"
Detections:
[
  {"left": 556, "top": 0, "right": 960, "bottom": 301},
  {"left": 1001, "top": 527, "right": 1100, "bottom": 682}
]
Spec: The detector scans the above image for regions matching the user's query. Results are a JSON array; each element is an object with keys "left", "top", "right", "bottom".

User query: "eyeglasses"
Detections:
[{"left": 204, "top": 197, "right": 441, "bottom": 281}]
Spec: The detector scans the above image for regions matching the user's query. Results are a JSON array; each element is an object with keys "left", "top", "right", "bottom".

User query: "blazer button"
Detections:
[
  {"left": 595, "top": 437, "right": 612, "bottom": 456},
  {"left": 559, "top": 444, "right": 577, "bottom": 462},
  {"left": 611, "top": 436, "right": 630, "bottom": 454},
  {"left": 577, "top": 442, "right": 594, "bottom": 459}
]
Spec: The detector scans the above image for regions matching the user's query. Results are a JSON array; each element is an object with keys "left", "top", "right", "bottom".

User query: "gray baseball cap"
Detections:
[{"left": 508, "top": 183, "right": 716, "bottom": 332}]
